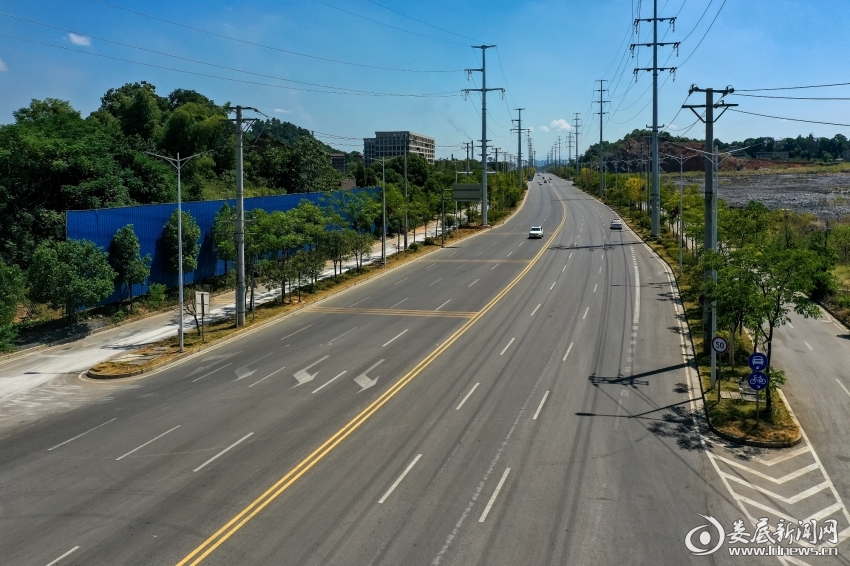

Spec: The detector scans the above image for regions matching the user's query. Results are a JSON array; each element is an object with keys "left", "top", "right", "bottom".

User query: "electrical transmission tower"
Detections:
[
  {"left": 631, "top": 0, "right": 680, "bottom": 238},
  {"left": 463, "top": 45, "right": 504, "bottom": 226},
  {"left": 594, "top": 80, "right": 609, "bottom": 196},
  {"left": 682, "top": 85, "right": 737, "bottom": 352},
  {"left": 573, "top": 113, "right": 582, "bottom": 175}
]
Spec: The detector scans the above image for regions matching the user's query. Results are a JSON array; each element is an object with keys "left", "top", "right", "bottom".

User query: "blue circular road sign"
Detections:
[
  {"left": 748, "top": 372, "right": 768, "bottom": 391},
  {"left": 748, "top": 352, "right": 768, "bottom": 372}
]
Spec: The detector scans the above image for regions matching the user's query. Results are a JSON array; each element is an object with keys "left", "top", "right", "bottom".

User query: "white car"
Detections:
[
  {"left": 610, "top": 218, "right": 623, "bottom": 230},
  {"left": 529, "top": 226, "right": 544, "bottom": 239}
]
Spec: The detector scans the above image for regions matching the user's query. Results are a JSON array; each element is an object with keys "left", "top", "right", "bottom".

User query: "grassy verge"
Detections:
[
  {"left": 89, "top": 198, "right": 523, "bottom": 377},
  {"left": 582, "top": 188, "right": 800, "bottom": 444}
]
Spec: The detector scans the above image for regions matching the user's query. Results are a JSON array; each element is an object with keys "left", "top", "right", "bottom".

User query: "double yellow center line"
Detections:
[{"left": 177, "top": 186, "right": 566, "bottom": 565}]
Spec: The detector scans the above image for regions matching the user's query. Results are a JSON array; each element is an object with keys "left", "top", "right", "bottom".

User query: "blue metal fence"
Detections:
[{"left": 66, "top": 188, "right": 378, "bottom": 303}]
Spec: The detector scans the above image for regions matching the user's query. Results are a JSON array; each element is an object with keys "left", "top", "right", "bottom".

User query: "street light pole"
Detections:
[{"left": 145, "top": 150, "right": 209, "bottom": 353}]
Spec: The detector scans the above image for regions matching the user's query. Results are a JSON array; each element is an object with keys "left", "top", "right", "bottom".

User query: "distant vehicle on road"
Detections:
[
  {"left": 529, "top": 226, "right": 544, "bottom": 239},
  {"left": 610, "top": 218, "right": 623, "bottom": 230}
]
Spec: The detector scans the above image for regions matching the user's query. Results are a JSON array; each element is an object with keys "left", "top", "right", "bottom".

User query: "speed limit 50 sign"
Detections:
[{"left": 711, "top": 336, "right": 728, "bottom": 354}]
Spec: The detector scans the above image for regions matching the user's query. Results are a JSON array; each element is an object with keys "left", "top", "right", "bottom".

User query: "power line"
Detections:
[
  {"left": 1, "top": 33, "right": 461, "bottom": 98},
  {"left": 728, "top": 109, "right": 850, "bottom": 128},
  {"left": 89, "top": 0, "right": 463, "bottom": 72},
  {"left": 0, "top": 13, "right": 463, "bottom": 98},
  {"left": 677, "top": 0, "right": 726, "bottom": 68},
  {"left": 311, "top": 0, "right": 468, "bottom": 47},
  {"left": 730, "top": 94, "right": 850, "bottom": 100},
  {"left": 363, "top": 0, "right": 482, "bottom": 42},
  {"left": 736, "top": 82, "right": 850, "bottom": 92}
]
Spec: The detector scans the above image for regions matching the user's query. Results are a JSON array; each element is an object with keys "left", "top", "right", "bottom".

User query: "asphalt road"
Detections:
[{"left": 1, "top": 176, "right": 786, "bottom": 565}]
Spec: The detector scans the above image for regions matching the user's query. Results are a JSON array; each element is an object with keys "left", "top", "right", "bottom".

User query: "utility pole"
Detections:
[
  {"left": 683, "top": 85, "right": 736, "bottom": 357},
  {"left": 566, "top": 135, "right": 573, "bottom": 177},
  {"left": 403, "top": 133, "right": 409, "bottom": 250},
  {"left": 227, "top": 105, "right": 258, "bottom": 326},
  {"left": 632, "top": 0, "right": 679, "bottom": 237},
  {"left": 573, "top": 113, "right": 582, "bottom": 177},
  {"left": 464, "top": 45, "right": 504, "bottom": 227},
  {"left": 511, "top": 108, "right": 525, "bottom": 191},
  {"left": 595, "top": 79, "right": 609, "bottom": 197}
]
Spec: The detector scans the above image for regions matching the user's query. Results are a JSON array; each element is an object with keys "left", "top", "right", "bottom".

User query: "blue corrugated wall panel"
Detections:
[{"left": 66, "top": 188, "right": 378, "bottom": 304}]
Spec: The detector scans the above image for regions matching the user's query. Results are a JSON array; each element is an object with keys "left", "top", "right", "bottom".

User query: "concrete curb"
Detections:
[
  {"left": 574, "top": 183, "right": 802, "bottom": 449},
  {"left": 83, "top": 191, "right": 530, "bottom": 381}
]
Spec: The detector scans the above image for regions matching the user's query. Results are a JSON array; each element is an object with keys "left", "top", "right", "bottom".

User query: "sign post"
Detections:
[
  {"left": 748, "top": 371, "right": 768, "bottom": 426},
  {"left": 711, "top": 336, "right": 728, "bottom": 395},
  {"left": 196, "top": 291, "right": 210, "bottom": 342}
]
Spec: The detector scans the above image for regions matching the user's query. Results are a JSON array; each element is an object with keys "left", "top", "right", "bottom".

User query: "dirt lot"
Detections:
[{"left": 676, "top": 168, "right": 850, "bottom": 218}]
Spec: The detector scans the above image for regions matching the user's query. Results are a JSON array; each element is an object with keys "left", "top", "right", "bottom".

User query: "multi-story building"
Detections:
[
  {"left": 330, "top": 153, "right": 346, "bottom": 172},
  {"left": 363, "top": 131, "right": 435, "bottom": 166}
]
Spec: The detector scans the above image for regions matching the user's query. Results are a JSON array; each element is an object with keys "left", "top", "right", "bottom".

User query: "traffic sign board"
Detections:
[
  {"left": 748, "top": 372, "right": 768, "bottom": 391},
  {"left": 748, "top": 352, "right": 768, "bottom": 372},
  {"left": 711, "top": 336, "right": 728, "bottom": 354}
]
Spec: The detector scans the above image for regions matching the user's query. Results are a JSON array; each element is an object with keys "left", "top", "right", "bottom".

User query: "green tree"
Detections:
[
  {"left": 27, "top": 240, "right": 117, "bottom": 318},
  {"left": 162, "top": 210, "right": 201, "bottom": 273},
  {"left": 746, "top": 248, "right": 822, "bottom": 414},
  {"left": 110, "top": 224, "right": 151, "bottom": 310},
  {"left": 211, "top": 203, "right": 236, "bottom": 269},
  {"left": 0, "top": 259, "right": 25, "bottom": 326}
]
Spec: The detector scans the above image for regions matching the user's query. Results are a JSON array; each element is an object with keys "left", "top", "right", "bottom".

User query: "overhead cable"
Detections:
[{"left": 89, "top": 0, "right": 463, "bottom": 72}]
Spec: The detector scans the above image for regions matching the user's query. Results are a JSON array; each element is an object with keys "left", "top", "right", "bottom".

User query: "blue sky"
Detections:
[{"left": 2, "top": 0, "right": 849, "bottom": 160}]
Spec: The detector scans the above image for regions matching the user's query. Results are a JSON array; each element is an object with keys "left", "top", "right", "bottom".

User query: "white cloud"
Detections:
[
  {"left": 539, "top": 125, "right": 550, "bottom": 132},
  {"left": 68, "top": 33, "right": 91, "bottom": 46},
  {"left": 550, "top": 119, "right": 572, "bottom": 131},
  {"left": 0, "top": 58, "right": 7, "bottom": 72},
  {"left": 274, "top": 108, "right": 291, "bottom": 114}
]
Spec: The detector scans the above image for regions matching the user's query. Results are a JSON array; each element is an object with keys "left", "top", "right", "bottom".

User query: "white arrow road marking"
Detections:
[
  {"left": 353, "top": 359, "right": 384, "bottom": 392},
  {"left": 312, "top": 371, "right": 347, "bottom": 394},
  {"left": 479, "top": 468, "right": 511, "bottom": 522},
  {"left": 293, "top": 356, "right": 330, "bottom": 386},
  {"left": 234, "top": 353, "right": 273, "bottom": 381},
  {"left": 193, "top": 433, "right": 254, "bottom": 472},
  {"left": 379, "top": 454, "right": 422, "bottom": 504}
]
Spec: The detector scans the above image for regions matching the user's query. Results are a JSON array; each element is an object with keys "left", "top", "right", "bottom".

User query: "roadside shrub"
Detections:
[
  {"left": 408, "top": 242, "right": 420, "bottom": 252},
  {"left": 147, "top": 283, "right": 167, "bottom": 310},
  {"left": 0, "top": 325, "right": 17, "bottom": 353},
  {"left": 423, "top": 237, "right": 436, "bottom": 246}
]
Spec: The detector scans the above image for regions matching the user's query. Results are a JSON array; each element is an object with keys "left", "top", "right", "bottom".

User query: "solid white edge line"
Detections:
[
  {"left": 563, "top": 342, "right": 574, "bottom": 361},
  {"left": 116, "top": 425, "right": 181, "bottom": 461},
  {"left": 479, "top": 467, "right": 511, "bottom": 522},
  {"left": 280, "top": 325, "right": 312, "bottom": 341},
  {"left": 48, "top": 418, "right": 117, "bottom": 451},
  {"left": 383, "top": 329, "right": 409, "bottom": 347},
  {"left": 248, "top": 366, "right": 287, "bottom": 387},
  {"left": 837, "top": 379, "right": 850, "bottom": 399},
  {"left": 435, "top": 299, "right": 451, "bottom": 311},
  {"left": 378, "top": 453, "right": 423, "bottom": 504},
  {"left": 456, "top": 382, "right": 480, "bottom": 410},
  {"left": 532, "top": 391, "right": 550, "bottom": 420},
  {"left": 45, "top": 546, "right": 80, "bottom": 566},
  {"left": 194, "top": 432, "right": 254, "bottom": 472},
  {"left": 312, "top": 371, "right": 347, "bottom": 394},
  {"left": 582, "top": 307, "right": 589, "bottom": 320},
  {"left": 191, "top": 362, "right": 233, "bottom": 383},
  {"left": 530, "top": 303, "right": 541, "bottom": 316},
  {"left": 500, "top": 338, "right": 515, "bottom": 356}
]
